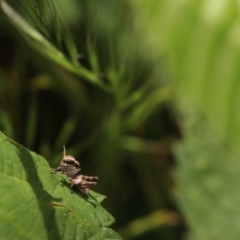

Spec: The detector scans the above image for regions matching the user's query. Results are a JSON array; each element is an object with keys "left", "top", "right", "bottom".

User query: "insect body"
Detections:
[
  {"left": 53, "top": 146, "right": 98, "bottom": 195},
  {"left": 69, "top": 175, "right": 98, "bottom": 195},
  {"left": 53, "top": 153, "right": 81, "bottom": 178}
]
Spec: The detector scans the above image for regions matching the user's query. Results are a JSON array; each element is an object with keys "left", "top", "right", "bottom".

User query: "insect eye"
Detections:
[
  {"left": 63, "top": 157, "right": 75, "bottom": 164},
  {"left": 74, "top": 162, "right": 80, "bottom": 167},
  {"left": 63, "top": 159, "right": 73, "bottom": 164}
]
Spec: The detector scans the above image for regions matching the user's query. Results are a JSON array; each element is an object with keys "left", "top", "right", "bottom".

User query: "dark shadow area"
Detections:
[
  {"left": 57, "top": 178, "right": 98, "bottom": 207},
  {"left": 12, "top": 142, "right": 61, "bottom": 240}
]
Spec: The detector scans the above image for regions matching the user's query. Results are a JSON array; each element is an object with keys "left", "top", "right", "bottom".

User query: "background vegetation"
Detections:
[{"left": 0, "top": 0, "right": 239, "bottom": 239}]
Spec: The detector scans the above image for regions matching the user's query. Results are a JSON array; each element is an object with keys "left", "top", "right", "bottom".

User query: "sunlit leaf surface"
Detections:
[{"left": 0, "top": 131, "right": 121, "bottom": 240}]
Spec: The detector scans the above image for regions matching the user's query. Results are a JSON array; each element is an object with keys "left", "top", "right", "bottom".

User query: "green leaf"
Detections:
[
  {"left": 87, "top": 40, "right": 100, "bottom": 76},
  {"left": 125, "top": 87, "right": 172, "bottom": 130},
  {"left": 175, "top": 110, "right": 240, "bottom": 239},
  {"left": 131, "top": 0, "right": 240, "bottom": 238},
  {"left": 20, "top": 0, "right": 50, "bottom": 38},
  {"left": 0, "top": 1, "right": 110, "bottom": 92},
  {"left": 0, "top": 131, "right": 121, "bottom": 240},
  {"left": 133, "top": 0, "right": 240, "bottom": 154}
]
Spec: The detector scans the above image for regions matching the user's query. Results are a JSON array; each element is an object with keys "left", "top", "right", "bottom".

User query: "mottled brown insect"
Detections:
[{"left": 53, "top": 146, "right": 98, "bottom": 195}]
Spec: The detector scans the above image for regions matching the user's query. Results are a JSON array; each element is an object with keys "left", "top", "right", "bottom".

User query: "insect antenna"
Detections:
[{"left": 63, "top": 145, "right": 66, "bottom": 157}]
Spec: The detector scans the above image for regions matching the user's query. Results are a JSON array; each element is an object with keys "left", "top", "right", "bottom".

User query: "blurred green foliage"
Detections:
[
  {"left": 2, "top": 0, "right": 240, "bottom": 239},
  {"left": 0, "top": 0, "right": 183, "bottom": 239},
  {"left": 176, "top": 109, "right": 240, "bottom": 239},
  {"left": 133, "top": 0, "right": 240, "bottom": 154},
  {"left": 133, "top": 0, "right": 240, "bottom": 239}
]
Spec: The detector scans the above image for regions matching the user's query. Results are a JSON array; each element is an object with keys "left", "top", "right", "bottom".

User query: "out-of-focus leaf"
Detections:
[
  {"left": 118, "top": 210, "right": 180, "bottom": 239},
  {"left": 21, "top": 0, "right": 79, "bottom": 65},
  {"left": 132, "top": 0, "right": 240, "bottom": 155},
  {"left": 0, "top": 1, "right": 109, "bottom": 91},
  {"left": 0, "top": 70, "right": 14, "bottom": 138},
  {"left": 53, "top": 117, "right": 78, "bottom": 151},
  {"left": 52, "top": 0, "right": 81, "bottom": 25},
  {"left": 0, "top": 131, "right": 121, "bottom": 239},
  {"left": 87, "top": 40, "right": 100, "bottom": 76},
  {"left": 0, "top": 110, "right": 13, "bottom": 137},
  {"left": 20, "top": 0, "right": 49, "bottom": 38},
  {"left": 132, "top": 1, "right": 240, "bottom": 238},
  {"left": 125, "top": 87, "right": 172, "bottom": 130},
  {"left": 121, "top": 135, "right": 172, "bottom": 155},
  {"left": 175, "top": 109, "right": 240, "bottom": 239},
  {"left": 61, "top": 21, "right": 79, "bottom": 66},
  {"left": 25, "top": 92, "right": 38, "bottom": 148}
]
